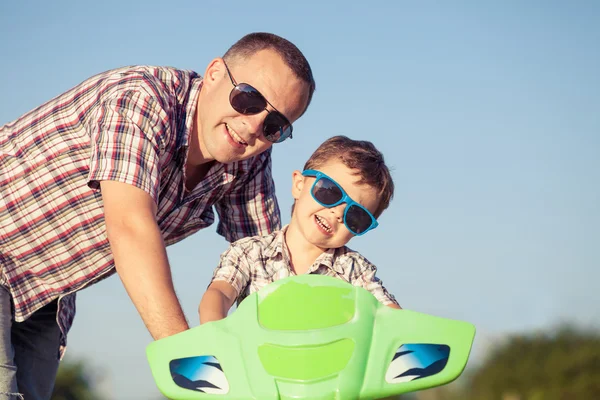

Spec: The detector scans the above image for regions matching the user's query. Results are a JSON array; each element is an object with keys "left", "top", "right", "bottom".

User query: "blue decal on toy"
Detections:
[
  {"left": 170, "top": 355, "right": 229, "bottom": 394},
  {"left": 385, "top": 344, "right": 450, "bottom": 383}
]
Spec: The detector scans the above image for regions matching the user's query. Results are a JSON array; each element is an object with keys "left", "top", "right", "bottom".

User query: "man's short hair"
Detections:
[{"left": 224, "top": 32, "right": 316, "bottom": 113}]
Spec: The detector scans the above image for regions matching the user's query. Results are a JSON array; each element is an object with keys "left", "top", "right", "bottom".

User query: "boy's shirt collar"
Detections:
[{"left": 264, "top": 225, "right": 346, "bottom": 276}]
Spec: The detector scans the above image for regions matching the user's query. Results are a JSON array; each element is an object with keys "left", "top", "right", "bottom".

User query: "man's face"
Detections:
[{"left": 193, "top": 49, "right": 310, "bottom": 165}]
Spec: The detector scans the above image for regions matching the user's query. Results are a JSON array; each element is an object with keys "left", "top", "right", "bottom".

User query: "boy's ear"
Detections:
[{"left": 291, "top": 170, "right": 304, "bottom": 200}]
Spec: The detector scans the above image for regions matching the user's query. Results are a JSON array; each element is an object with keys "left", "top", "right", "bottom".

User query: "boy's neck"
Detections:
[{"left": 284, "top": 224, "right": 329, "bottom": 275}]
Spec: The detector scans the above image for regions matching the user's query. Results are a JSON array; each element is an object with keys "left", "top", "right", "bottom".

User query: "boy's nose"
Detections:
[{"left": 329, "top": 204, "right": 345, "bottom": 221}]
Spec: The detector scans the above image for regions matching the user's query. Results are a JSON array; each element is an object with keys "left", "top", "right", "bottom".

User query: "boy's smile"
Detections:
[
  {"left": 288, "top": 159, "right": 380, "bottom": 252},
  {"left": 314, "top": 214, "right": 334, "bottom": 235}
]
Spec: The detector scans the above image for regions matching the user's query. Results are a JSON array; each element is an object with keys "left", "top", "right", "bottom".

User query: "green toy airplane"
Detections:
[{"left": 147, "top": 275, "right": 475, "bottom": 399}]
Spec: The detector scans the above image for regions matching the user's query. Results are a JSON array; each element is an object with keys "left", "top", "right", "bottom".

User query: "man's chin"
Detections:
[
  {"left": 212, "top": 151, "right": 250, "bottom": 164},
  {"left": 218, "top": 148, "right": 270, "bottom": 164}
]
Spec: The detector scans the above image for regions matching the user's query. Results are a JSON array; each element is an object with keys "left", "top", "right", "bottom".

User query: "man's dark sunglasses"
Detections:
[
  {"left": 302, "top": 170, "right": 379, "bottom": 236},
  {"left": 223, "top": 61, "right": 293, "bottom": 143}
]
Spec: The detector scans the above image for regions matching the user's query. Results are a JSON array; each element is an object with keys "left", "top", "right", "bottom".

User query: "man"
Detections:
[{"left": 0, "top": 32, "right": 315, "bottom": 399}]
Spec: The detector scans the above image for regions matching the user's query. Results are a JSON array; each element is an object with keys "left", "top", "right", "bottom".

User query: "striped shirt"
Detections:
[
  {"left": 0, "top": 66, "right": 281, "bottom": 357},
  {"left": 212, "top": 225, "right": 398, "bottom": 306}
]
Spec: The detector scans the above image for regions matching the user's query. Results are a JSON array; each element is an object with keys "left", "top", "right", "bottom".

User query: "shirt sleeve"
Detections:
[
  {"left": 87, "top": 90, "right": 170, "bottom": 203},
  {"left": 215, "top": 148, "right": 281, "bottom": 242},
  {"left": 210, "top": 241, "right": 252, "bottom": 298},
  {"left": 353, "top": 257, "right": 400, "bottom": 307}
]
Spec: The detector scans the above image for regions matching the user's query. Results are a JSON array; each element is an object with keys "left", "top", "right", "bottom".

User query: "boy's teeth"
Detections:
[
  {"left": 316, "top": 215, "right": 332, "bottom": 232},
  {"left": 227, "top": 124, "right": 246, "bottom": 145}
]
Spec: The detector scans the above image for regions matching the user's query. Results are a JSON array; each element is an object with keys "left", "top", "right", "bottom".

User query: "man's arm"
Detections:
[
  {"left": 101, "top": 180, "right": 188, "bottom": 340},
  {"left": 198, "top": 280, "right": 238, "bottom": 324}
]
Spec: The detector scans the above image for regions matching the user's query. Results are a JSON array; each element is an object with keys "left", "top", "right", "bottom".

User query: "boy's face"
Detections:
[{"left": 291, "top": 160, "right": 380, "bottom": 250}]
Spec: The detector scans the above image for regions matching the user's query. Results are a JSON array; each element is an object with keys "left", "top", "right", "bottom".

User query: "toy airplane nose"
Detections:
[{"left": 147, "top": 275, "right": 476, "bottom": 399}]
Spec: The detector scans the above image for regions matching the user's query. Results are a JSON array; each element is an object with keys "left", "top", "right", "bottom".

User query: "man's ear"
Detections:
[
  {"left": 291, "top": 170, "right": 304, "bottom": 200},
  {"left": 203, "top": 58, "right": 226, "bottom": 89}
]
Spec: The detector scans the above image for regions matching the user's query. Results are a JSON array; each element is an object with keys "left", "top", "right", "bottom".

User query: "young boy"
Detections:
[{"left": 199, "top": 136, "right": 400, "bottom": 323}]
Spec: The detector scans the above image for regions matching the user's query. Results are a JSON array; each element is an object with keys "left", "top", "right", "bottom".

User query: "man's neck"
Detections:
[
  {"left": 187, "top": 121, "right": 210, "bottom": 166},
  {"left": 184, "top": 161, "right": 214, "bottom": 192},
  {"left": 184, "top": 116, "right": 216, "bottom": 191}
]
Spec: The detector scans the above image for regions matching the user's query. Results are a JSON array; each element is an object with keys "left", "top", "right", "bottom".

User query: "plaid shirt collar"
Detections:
[
  {"left": 176, "top": 80, "right": 202, "bottom": 152},
  {"left": 263, "top": 225, "right": 346, "bottom": 276}
]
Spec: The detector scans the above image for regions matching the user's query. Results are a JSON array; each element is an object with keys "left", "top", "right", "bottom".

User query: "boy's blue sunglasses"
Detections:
[{"left": 302, "top": 169, "right": 379, "bottom": 236}]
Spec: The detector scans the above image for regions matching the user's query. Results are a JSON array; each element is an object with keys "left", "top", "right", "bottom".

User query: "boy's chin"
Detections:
[{"left": 309, "top": 235, "right": 351, "bottom": 251}]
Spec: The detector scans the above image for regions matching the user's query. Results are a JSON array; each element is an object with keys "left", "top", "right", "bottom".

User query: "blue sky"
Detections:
[{"left": 1, "top": 1, "right": 598, "bottom": 398}]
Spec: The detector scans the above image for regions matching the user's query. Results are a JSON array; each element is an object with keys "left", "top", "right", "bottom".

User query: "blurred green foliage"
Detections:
[
  {"left": 51, "top": 359, "right": 104, "bottom": 400},
  {"left": 465, "top": 325, "right": 600, "bottom": 400},
  {"left": 393, "top": 325, "right": 600, "bottom": 400}
]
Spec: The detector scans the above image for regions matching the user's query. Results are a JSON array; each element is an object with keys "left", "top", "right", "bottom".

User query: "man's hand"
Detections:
[
  {"left": 199, "top": 281, "right": 238, "bottom": 324},
  {"left": 100, "top": 180, "right": 189, "bottom": 340}
]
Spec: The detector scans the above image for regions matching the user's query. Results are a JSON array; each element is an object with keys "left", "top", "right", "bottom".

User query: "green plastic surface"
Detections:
[
  {"left": 258, "top": 339, "right": 355, "bottom": 380},
  {"left": 258, "top": 280, "right": 355, "bottom": 330},
  {"left": 146, "top": 275, "right": 476, "bottom": 399}
]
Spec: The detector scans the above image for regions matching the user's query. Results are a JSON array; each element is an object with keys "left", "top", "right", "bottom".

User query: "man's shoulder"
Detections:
[
  {"left": 76, "top": 65, "right": 201, "bottom": 100},
  {"left": 90, "top": 65, "right": 200, "bottom": 81},
  {"left": 128, "top": 65, "right": 201, "bottom": 86}
]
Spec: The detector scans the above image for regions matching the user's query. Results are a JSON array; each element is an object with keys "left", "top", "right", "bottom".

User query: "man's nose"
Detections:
[{"left": 242, "top": 111, "right": 268, "bottom": 138}]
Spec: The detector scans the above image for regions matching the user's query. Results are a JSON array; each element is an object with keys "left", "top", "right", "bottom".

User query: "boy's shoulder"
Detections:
[
  {"left": 229, "top": 229, "right": 281, "bottom": 252},
  {"left": 334, "top": 245, "right": 377, "bottom": 271}
]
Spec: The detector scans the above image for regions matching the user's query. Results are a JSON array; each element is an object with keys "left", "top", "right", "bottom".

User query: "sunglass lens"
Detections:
[
  {"left": 230, "top": 83, "right": 266, "bottom": 115},
  {"left": 264, "top": 112, "right": 292, "bottom": 143},
  {"left": 313, "top": 178, "right": 343, "bottom": 205},
  {"left": 345, "top": 205, "right": 373, "bottom": 234}
]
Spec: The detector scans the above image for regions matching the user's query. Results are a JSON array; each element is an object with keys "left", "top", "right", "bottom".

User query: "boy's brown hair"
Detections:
[{"left": 300, "top": 135, "right": 394, "bottom": 218}]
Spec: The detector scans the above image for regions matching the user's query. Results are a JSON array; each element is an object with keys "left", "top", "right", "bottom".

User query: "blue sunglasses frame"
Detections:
[{"left": 302, "top": 169, "right": 379, "bottom": 236}]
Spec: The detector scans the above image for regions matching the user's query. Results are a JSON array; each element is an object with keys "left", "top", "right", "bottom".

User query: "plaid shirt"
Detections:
[
  {"left": 0, "top": 66, "right": 281, "bottom": 357},
  {"left": 212, "top": 225, "right": 399, "bottom": 306}
]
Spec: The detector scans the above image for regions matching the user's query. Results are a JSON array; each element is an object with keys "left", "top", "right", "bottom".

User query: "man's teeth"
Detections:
[
  {"left": 226, "top": 124, "right": 247, "bottom": 145},
  {"left": 316, "top": 215, "right": 332, "bottom": 232}
]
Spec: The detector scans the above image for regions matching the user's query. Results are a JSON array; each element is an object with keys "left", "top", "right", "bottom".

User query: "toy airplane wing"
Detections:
[{"left": 147, "top": 275, "right": 475, "bottom": 399}]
